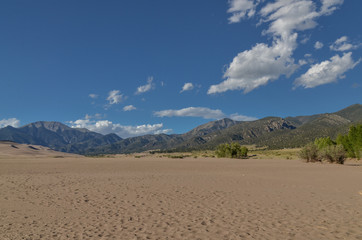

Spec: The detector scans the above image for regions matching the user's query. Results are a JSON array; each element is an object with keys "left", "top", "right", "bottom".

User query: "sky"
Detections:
[{"left": 0, "top": 0, "right": 361, "bottom": 138}]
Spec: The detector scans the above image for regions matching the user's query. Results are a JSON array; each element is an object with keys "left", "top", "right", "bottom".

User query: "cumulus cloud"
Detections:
[
  {"left": 227, "top": 0, "right": 261, "bottom": 23},
  {"left": 123, "top": 105, "right": 136, "bottom": 111},
  {"left": 260, "top": 0, "right": 321, "bottom": 37},
  {"left": 209, "top": 0, "right": 344, "bottom": 94},
  {"left": 154, "top": 107, "right": 257, "bottom": 121},
  {"left": 330, "top": 36, "right": 360, "bottom": 52},
  {"left": 107, "top": 90, "right": 124, "bottom": 105},
  {"left": 314, "top": 41, "right": 324, "bottom": 49},
  {"left": 180, "top": 83, "right": 194, "bottom": 93},
  {"left": 89, "top": 93, "right": 98, "bottom": 99},
  {"left": 136, "top": 77, "right": 155, "bottom": 95},
  {"left": 68, "top": 119, "right": 171, "bottom": 138},
  {"left": 0, "top": 118, "right": 20, "bottom": 128},
  {"left": 294, "top": 52, "right": 360, "bottom": 88},
  {"left": 208, "top": 34, "right": 298, "bottom": 94}
]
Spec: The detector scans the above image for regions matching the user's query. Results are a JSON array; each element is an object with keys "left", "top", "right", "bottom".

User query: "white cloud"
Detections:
[
  {"left": 294, "top": 52, "right": 360, "bottom": 88},
  {"left": 335, "top": 36, "right": 348, "bottom": 44},
  {"left": 260, "top": 0, "right": 342, "bottom": 36},
  {"left": 330, "top": 36, "right": 360, "bottom": 52},
  {"left": 85, "top": 113, "right": 102, "bottom": 120},
  {"left": 208, "top": 34, "right": 299, "bottom": 94},
  {"left": 89, "top": 93, "right": 98, "bottom": 99},
  {"left": 300, "top": 35, "right": 311, "bottom": 44},
  {"left": 136, "top": 77, "right": 155, "bottom": 95},
  {"left": 260, "top": 0, "right": 319, "bottom": 37},
  {"left": 230, "top": 114, "right": 258, "bottom": 121},
  {"left": 314, "top": 41, "right": 324, "bottom": 49},
  {"left": 298, "top": 59, "right": 308, "bottom": 66},
  {"left": 180, "top": 83, "right": 194, "bottom": 93},
  {"left": 155, "top": 107, "right": 225, "bottom": 119},
  {"left": 0, "top": 118, "right": 20, "bottom": 128},
  {"left": 123, "top": 105, "right": 136, "bottom": 111},
  {"left": 227, "top": 0, "right": 260, "bottom": 23},
  {"left": 320, "top": 0, "right": 344, "bottom": 15},
  {"left": 107, "top": 90, "right": 124, "bottom": 105},
  {"left": 68, "top": 119, "right": 171, "bottom": 138},
  {"left": 211, "top": 0, "right": 344, "bottom": 94},
  {"left": 154, "top": 107, "right": 257, "bottom": 121},
  {"left": 154, "top": 107, "right": 225, "bottom": 119}
]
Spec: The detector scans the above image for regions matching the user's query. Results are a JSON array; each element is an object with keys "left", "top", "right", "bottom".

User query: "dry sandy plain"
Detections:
[{"left": 1, "top": 142, "right": 362, "bottom": 240}]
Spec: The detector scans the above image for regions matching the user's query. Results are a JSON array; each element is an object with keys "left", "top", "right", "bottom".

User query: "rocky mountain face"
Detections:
[
  {"left": 181, "top": 118, "right": 238, "bottom": 140},
  {"left": 173, "top": 117, "right": 297, "bottom": 151},
  {"left": 0, "top": 121, "right": 121, "bottom": 153},
  {"left": 1, "top": 104, "right": 361, "bottom": 154}
]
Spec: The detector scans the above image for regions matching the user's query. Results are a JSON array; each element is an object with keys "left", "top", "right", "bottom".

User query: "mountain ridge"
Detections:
[{"left": 0, "top": 104, "right": 361, "bottom": 154}]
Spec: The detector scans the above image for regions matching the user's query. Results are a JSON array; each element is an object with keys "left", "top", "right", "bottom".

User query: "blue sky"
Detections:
[{"left": 1, "top": 0, "right": 361, "bottom": 138}]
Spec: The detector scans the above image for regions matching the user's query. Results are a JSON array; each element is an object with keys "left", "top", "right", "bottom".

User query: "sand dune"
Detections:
[
  {"left": 0, "top": 141, "right": 82, "bottom": 158},
  {"left": 0, "top": 153, "right": 361, "bottom": 239}
]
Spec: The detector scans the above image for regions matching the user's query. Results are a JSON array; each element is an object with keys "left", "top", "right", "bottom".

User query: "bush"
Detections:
[
  {"left": 319, "top": 145, "right": 346, "bottom": 164},
  {"left": 299, "top": 143, "right": 320, "bottom": 162},
  {"left": 300, "top": 142, "right": 346, "bottom": 164},
  {"left": 314, "top": 137, "right": 335, "bottom": 150},
  {"left": 337, "top": 124, "right": 362, "bottom": 159},
  {"left": 215, "top": 143, "right": 248, "bottom": 159},
  {"left": 240, "top": 146, "right": 248, "bottom": 158}
]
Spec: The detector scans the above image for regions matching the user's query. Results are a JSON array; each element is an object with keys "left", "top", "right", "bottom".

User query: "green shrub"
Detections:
[
  {"left": 319, "top": 145, "right": 346, "bottom": 164},
  {"left": 314, "top": 137, "right": 335, "bottom": 150},
  {"left": 299, "top": 143, "right": 320, "bottom": 162},
  {"left": 300, "top": 141, "right": 346, "bottom": 164},
  {"left": 215, "top": 143, "right": 248, "bottom": 159},
  {"left": 240, "top": 146, "right": 248, "bottom": 158},
  {"left": 337, "top": 124, "right": 362, "bottom": 159},
  {"left": 215, "top": 143, "right": 229, "bottom": 158}
]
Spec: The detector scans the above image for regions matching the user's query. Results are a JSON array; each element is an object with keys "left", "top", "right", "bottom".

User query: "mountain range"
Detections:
[
  {"left": 0, "top": 121, "right": 121, "bottom": 153},
  {"left": 1, "top": 104, "right": 361, "bottom": 155}
]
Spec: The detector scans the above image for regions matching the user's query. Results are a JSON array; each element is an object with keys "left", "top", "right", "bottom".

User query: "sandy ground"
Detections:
[{"left": 0, "top": 149, "right": 362, "bottom": 239}]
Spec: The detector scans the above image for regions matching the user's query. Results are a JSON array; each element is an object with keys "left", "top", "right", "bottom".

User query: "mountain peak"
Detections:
[
  {"left": 182, "top": 118, "right": 238, "bottom": 139},
  {"left": 22, "top": 121, "right": 71, "bottom": 132},
  {"left": 334, "top": 104, "right": 362, "bottom": 122}
]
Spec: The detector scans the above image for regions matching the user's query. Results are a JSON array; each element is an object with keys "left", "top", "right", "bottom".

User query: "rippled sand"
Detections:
[{"left": 1, "top": 153, "right": 362, "bottom": 239}]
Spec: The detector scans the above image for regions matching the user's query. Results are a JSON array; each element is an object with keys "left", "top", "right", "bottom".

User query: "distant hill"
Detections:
[{"left": 1, "top": 104, "right": 361, "bottom": 154}]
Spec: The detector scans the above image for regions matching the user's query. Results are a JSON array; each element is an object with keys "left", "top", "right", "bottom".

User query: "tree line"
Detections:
[{"left": 300, "top": 124, "right": 362, "bottom": 164}]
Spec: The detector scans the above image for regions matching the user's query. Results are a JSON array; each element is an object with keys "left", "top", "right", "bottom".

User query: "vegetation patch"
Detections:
[
  {"left": 215, "top": 143, "right": 248, "bottom": 159},
  {"left": 300, "top": 137, "right": 346, "bottom": 164},
  {"left": 336, "top": 124, "right": 362, "bottom": 159},
  {"left": 299, "top": 124, "right": 361, "bottom": 164},
  {"left": 250, "top": 148, "right": 300, "bottom": 160}
]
